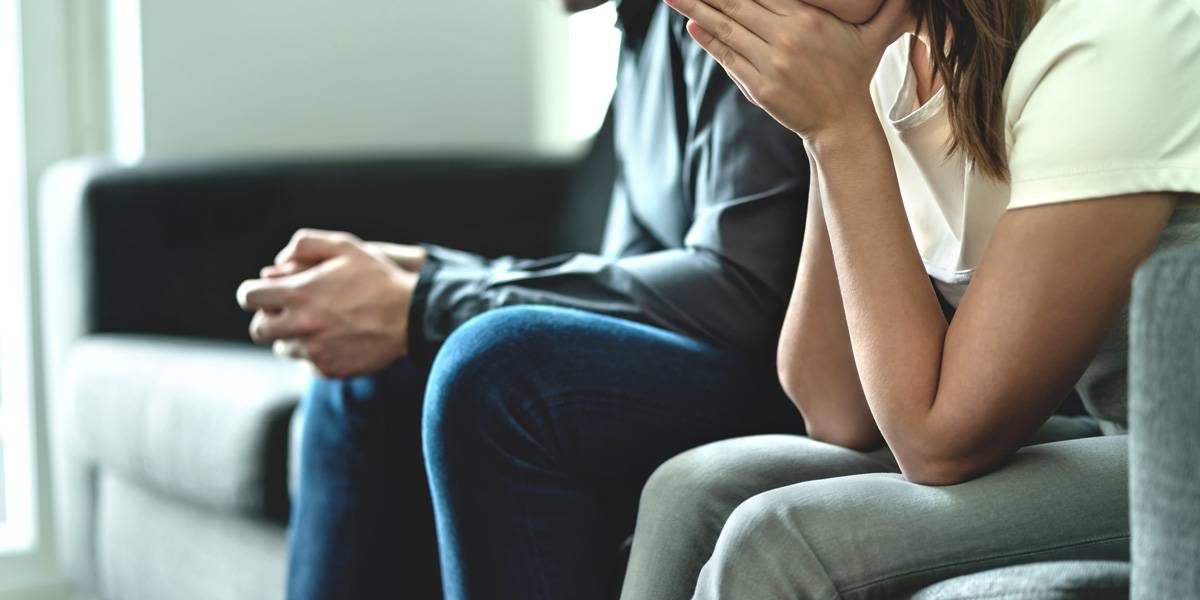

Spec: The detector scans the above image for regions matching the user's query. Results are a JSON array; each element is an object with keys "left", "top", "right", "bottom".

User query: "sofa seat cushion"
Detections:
[
  {"left": 64, "top": 335, "right": 307, "bottom": 517},
  {"left": 911, "top": 560, "right": 1130, "bottom": 599}
]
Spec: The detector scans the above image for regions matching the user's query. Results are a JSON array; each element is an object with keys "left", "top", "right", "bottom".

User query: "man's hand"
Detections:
[
  {"left": 261, "top": 240, "right": 428, "bottom": 278},
  {"left": 237, "top": 229, "right": 418, "bottom": 379}
]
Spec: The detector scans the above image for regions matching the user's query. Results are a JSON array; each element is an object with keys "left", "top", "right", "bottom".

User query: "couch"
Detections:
[
  {"left": 38, "top": 117, "right": 615, "bottom": 600},
  {"left": 40, "top": 124, "right": 1197, "bottom": 597}
]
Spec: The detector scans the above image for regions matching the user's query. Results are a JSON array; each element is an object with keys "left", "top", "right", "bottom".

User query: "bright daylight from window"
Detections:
[
  {"left": 568, "top": 2, "right": 620, "bottom": 143},
  {"left": 0, "top": 0, "right": 33, "bottom": 555}
]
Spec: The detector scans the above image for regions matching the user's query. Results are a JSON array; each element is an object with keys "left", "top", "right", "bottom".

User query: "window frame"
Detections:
[{"left": 0, "top": 0, "right": 36, "bottom": 558}]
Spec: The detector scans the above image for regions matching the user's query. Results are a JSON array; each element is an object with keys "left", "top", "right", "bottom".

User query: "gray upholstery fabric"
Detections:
[
  {"left": 96, "top": 472, "right": 286, "bottom": 600},
  {"left": 40, "top": 158, "right": 117, "bottom": 590},
  {"left": 64, "top": 335, "right": 306, "bottom": 516},
  {"left": 1129, "top": 248, "right": 1200, "bottom": 600},
  {"left": 909, "top": 561, "right": 1130, "bottom": 600}
]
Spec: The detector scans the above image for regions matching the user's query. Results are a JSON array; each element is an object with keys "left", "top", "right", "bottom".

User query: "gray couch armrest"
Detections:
[
  {"left": 62, "top": 335, "right": 307, "bottom": 517},
  {"left": 1129, "top": 247, "right": 1200, "bottom": 599}
]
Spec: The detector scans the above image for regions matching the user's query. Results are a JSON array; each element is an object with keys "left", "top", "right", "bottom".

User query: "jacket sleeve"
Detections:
[{"left": 408, "top": 45, "right": 809, "bottom": 367}]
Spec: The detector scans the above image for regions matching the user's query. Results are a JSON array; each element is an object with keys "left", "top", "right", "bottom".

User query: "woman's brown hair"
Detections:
[{"left": 910, "top": 0, "right": 1042, "bottom": 180}]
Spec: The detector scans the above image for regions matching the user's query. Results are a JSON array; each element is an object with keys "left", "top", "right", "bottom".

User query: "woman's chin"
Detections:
[{"left": 815, "top": 0, "right": 887, "bottom": 24}]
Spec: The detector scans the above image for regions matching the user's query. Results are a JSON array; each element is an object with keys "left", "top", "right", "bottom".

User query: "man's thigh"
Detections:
[{"left": 426, "top": 305, "right": 806, "bottom": 485}]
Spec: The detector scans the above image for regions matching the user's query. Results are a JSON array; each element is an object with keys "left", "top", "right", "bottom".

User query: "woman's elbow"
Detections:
[
  {"left": 778, "top": 365, "right": 883, "bottom": 452},
  {"left": 897, "top": 453, "right": 1005, "bottom": 486},
  {"left": 805, "top": 420, "right": 885, "bottom": 452}
]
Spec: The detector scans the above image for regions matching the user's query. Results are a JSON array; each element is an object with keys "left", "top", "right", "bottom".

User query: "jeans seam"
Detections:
[
  {"left": 518, "top": 494, "right": 558, "bottom": 600},
  {"left": 840, "top": 533, "right": 1130, "bottom": 594}
]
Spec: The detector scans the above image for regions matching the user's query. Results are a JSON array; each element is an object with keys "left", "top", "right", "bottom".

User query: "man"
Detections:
[{"left": 237, "top": 0, "right": 810, "bottom": 597}]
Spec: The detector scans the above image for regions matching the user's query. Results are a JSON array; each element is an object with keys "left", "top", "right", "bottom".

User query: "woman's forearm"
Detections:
[
  {"left": 809, "top": 118, "right": 956, "bottom": 481},
  {"left": 778, "top": 152, "right": 882, "bottom": 449}
]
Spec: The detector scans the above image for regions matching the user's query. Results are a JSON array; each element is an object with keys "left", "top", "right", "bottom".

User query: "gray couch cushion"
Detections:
[
  {"left": 64, "top": 335, "right": 307, "bottom": 516},
  {"left": 96, "top": 471, "right": 287, "bottom": 600},
  {"left": 1129, "top": 248, "right": 1200, "bottom": 600},
  {"left": 910, "top": 561, "right": 1130, "bottom": 600}
]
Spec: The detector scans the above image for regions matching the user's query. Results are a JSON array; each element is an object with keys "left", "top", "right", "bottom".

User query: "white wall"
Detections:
[{"left": 118, "top": 0, "right": 588, "bottom": 160}]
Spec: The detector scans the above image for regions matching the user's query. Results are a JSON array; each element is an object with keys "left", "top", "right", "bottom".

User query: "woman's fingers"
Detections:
[
  {"left": 748, "top": 0, "right": 791, "bottom": 17},
  {"left": 665, "top": 0, "right": 772, "bottom": 62},
  {"left": 860, "top": 0, "right": 913, "bottom": 49},
  {"left": 730, "top": 73, "right": 757, "bottom": 105},
  {"left": 685, "top": 20, "right": 763, "bottom": 94}
]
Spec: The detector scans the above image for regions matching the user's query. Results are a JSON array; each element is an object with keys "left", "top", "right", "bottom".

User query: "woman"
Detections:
[{"left": 621, "top": 0, "right": 1200, "bottom": 597}]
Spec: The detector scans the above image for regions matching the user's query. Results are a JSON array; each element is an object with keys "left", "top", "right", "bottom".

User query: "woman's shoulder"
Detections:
[
  {"left": 1019, "top": 0, "right": 1199, "bottom": 60},
  {"left": 1005, "top": 0, "right": 1200, "bottom": 209},
  {"left": 1006, "top": 0, "right": 1200, "bottom": 122}
]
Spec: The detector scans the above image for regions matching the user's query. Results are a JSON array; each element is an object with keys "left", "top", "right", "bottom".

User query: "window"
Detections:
[
  {"left": 566, "top": 2, "right": 620, "bottom": 143},
  {"left": 0, "top": 0, "right": 35, "bottom": 555}
]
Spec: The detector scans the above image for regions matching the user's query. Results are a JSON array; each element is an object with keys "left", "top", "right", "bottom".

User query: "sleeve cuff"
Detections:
[{"left": 406, "top": 258, "right": 443, "bottom": 370}]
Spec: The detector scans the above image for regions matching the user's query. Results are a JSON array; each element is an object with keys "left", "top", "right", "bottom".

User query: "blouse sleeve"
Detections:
[{"left": 1004, "top": 0, "right": 1200, "bottom": 209}]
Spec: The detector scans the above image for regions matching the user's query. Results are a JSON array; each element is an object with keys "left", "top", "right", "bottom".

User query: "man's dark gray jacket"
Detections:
[{"left": 408, "top": 0, "right": 809, "bottom": 365}]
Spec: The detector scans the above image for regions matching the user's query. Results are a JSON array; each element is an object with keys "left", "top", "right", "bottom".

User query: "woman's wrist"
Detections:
[{"left": 805, "top": 110, "right": 887, "bottom": 161}]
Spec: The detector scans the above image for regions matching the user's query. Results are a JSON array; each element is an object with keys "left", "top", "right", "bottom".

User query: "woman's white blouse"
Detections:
[{"left": 866, "top": 0, "right": 1200, "bottom": 431}]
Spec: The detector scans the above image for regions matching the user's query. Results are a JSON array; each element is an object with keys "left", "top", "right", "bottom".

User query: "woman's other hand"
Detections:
[{"left": 664, "top": 0, "right": 911, "bottom": 141}]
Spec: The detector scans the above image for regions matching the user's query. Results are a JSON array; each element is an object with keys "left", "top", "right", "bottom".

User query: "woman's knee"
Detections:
[
  {"left": 640, "top": 440, "right": 786, "bottom": 531},
  {"left": 639, "top": 447, "right": 744, "bottom": 536},
  {"left": 696, "top": 490, "right": 836, "bottom": 599},
  {"left": 640, "top": 435, "right": 893, "bottom": 530}
]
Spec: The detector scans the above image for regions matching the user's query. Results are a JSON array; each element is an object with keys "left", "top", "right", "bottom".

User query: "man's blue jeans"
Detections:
[{"left": 288, "top": 306, "right": 803, "bottom": 599}]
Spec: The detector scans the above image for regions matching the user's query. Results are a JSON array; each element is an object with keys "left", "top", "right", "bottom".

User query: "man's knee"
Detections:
[
  {"left": 423, "top": 307, "right": 564, "bottom": 457},
  {"left": 299, "top": 359, "right": 422, "bottom": 452},
  {"left": 428, "top": 306, "right": 580, "bottom": 383}
]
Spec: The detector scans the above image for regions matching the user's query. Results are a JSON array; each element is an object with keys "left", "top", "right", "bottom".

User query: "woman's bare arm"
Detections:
[
  {"left": 810, "top": 121, "right": 1175, "bottom": 484},
  {"left": 777, "top": 151, "right": 881, "bottom": 449},
  {"left": 666, "top": 0, "right": 1177, "bottom": 484}
]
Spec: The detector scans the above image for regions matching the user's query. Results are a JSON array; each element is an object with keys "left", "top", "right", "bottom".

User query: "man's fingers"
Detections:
[
  {"left": 262, "top": 261, "right": 310, "bottom": 279},
  {"left": 272, "top": 338, "right": 307, "bottom": 360},
  {"left": 275, "top": 229, "right": 358, "bottom": 267},
  {"left": 666, "top": 0, "right": 772, "bottom": 62},
  {"left": 685, "top": 20, "right": 763, "bottom": 91},
  {"left": 237, "top": 278, "right": 294, "bottom": 311},
  {"left": 249, "top": 309, "right": 321, "bottom": 344}
]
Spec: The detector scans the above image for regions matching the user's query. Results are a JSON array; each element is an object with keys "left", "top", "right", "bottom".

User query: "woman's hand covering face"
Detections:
[{"left": 664, "top": 0, "right": 911, "bottom": 141}]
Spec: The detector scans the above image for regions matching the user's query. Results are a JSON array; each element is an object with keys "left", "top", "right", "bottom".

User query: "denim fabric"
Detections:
[
  {"left": 422, "top": 306, "right": 804, "bottom": 600},
  {"left": 287, "top": 360, "right": 443, "bottom": 600}
]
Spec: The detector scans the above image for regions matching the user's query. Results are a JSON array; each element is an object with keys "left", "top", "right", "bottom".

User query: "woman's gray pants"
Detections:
[{"left": 619, "top": 416, "right": 1126, "bottom": 600}]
